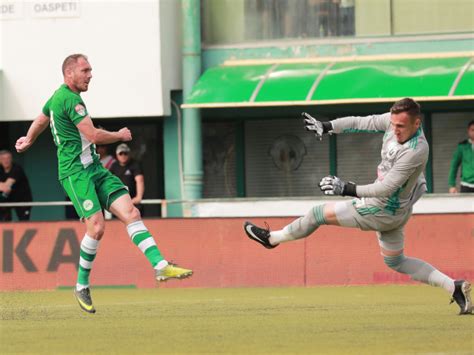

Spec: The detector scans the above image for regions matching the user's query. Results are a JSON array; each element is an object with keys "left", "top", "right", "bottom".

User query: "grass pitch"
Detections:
[{"left": 1, "top": 286, "right": 473, "bottom": 354}]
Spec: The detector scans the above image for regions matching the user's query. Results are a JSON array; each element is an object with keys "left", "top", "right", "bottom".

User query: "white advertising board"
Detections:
[{"left": 0, "top": 0, "right": 182, "bottom": 121}]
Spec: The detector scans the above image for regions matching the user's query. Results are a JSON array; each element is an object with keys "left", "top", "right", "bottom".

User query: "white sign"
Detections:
[
  {"left": 189, "top": 195, "right": 474, "bottom": 217},
  {"left": 30, "top": 1, "right": 80, "bottom": 18},
  {"left": 0, "top": 1, "right": 24, "bottom": 20}
]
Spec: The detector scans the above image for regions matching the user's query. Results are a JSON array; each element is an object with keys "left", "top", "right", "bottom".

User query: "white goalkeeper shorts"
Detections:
[{"left": 333, "top": 199, "right": 412, "bottom": 252}]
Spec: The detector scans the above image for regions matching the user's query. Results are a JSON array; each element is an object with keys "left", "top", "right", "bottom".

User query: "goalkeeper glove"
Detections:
[
  {"left": 319, "top": 175, "right": 357, "bottom": 197},
  {"left": 302, "top": 112, "right": 333, "bottom": 141}
]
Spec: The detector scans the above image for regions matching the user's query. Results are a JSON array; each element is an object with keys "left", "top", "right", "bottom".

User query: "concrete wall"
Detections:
[
  {"left": 159, "top": 0, "right": 183, "bottom": 113},
  {"left": 393, "top": 0, "right": 474, "bottom": 35},
  {"left": 355, "top": 0, "right": 391, "bottom": 36},
  {"left": 186, "top": 194, "right": 474, "bottom": 218},
  {"left": 1, "top": 215, "right": 472, "bottom": 290},
  {"left": 202, "top": 0, "right": 245, "bottom": 45},
  {"left": 0, "top": 0, "right": 182, "bottom": 121}
]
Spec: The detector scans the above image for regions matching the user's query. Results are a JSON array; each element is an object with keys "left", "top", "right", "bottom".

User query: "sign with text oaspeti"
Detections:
[
  {"left": 30, "top": 1, "right": 80, "bottom": 19},
  {"left": 0, "top": 1, "right": 80, "bottom": 20}
]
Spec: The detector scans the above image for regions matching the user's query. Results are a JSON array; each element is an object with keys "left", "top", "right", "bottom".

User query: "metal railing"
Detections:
[
  {"left": 0, "top": 199, "right": 171, "bottom": 217},
  {"left": 1, "top": 194, "right": 473, "bottom": 220}
]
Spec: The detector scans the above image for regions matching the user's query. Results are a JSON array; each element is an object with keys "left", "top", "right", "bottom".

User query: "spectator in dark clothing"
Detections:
[
  {"left": 0, "top": 150, "right": 33, "bottom": 221},
  {"left": 110, "top": 144, "right": 145, "bottom": 214}
]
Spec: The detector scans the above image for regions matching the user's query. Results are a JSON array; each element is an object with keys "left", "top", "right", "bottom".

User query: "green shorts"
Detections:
[{"left": 61, "top": 163, "right": 128, "bottom": 219}]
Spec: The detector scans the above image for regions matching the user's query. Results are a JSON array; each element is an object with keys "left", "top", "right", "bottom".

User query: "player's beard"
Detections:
[{"left": 76, "top": 81, "right": 89, "bottom": 93}]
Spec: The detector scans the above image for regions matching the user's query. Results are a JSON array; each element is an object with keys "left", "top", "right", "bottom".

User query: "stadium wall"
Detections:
[{"left": 1, "top": 214, "right": 472, "bottom": 291}]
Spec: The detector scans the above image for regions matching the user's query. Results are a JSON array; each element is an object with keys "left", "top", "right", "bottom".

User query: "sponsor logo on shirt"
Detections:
[
  {"left": 83, "top": 200, "right": 94, "bottom": 211},
  {"left": 125, "top": 170, "right": 132, "bottom": 176},
  {"left": 75, "top": 104, "right": 86, "bottom": 117}
]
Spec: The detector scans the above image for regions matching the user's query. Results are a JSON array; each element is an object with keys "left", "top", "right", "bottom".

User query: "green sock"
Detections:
[
  {"left": 76, "top": 235, "right": 99, "bottom": 289},
  {"left": 127, "top": 221, "right": 164, "bottom": 268}
]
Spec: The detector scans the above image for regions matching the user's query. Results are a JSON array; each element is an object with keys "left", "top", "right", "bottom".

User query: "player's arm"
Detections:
[
  {"left": 76, "top": 116, "right": 131, "bottom": 145},
  {"left": 15, "top": 113, "right": 50, "bottom": 153},
  {"left": 302, "top": 112, "right": 391, "bottom": 140},
  {"left": 330, "top": 112, "right": 391, "bottom": 134},
  {"left": 320, "top": 150, "right": 424, "bottom": 197},
  {"left": 354, "top": 152, "right": 420, "bottom": 197},
  {"left": 132, "top": 174, "right": 145, "bottom": 205}
]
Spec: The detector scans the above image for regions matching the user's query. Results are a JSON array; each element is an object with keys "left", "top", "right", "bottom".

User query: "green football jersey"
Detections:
[{"left": 42, "top": 84, "right": 100, "bottom": 180}]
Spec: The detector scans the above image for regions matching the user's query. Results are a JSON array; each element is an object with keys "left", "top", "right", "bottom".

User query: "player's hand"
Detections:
[
  {"left": 302, "top": 112, "right": 325, "bottom": 140},
  {"left": 131, "top": 196, "right": 142, "bottom": 205},
  {"left": 448, "top": 187, "right": 458, "bottom": 194},
  {"left": 319, "top": 175, "right": 357, "bottom": 197},
  {"left": 118, "top": 128, "right": 132, "bottom": 142},
  {"left": 15, "top": 136, "right": 32, "bottom": 153}
]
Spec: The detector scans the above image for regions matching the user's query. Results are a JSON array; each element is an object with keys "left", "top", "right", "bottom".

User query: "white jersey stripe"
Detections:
[
  {"left": 78, "top": 131, "right": 94, "bottom": 169},
  {"left": 49, "top": 111, "right": 61, "bottom": 145}
]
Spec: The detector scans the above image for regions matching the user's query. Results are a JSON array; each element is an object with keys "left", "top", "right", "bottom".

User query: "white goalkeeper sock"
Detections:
[
  {"left": 269, "top": 204, "right": 327, "bottom": 245},
  {"left": 269, "top": 229, "right": 293, "bottom": 245}
]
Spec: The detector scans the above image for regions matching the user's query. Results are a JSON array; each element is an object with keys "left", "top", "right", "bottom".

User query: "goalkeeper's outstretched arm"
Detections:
[
  {"left": 302, "top": 112, "right": 334, "bottom": 140},
  {"left": 302, "top": 112, "right": 391, "bottom": 140},
  {"left": 330, "top": 112, "right": 391, "bottom": 134},
  {"left": 319, "top": 149, "right": 426, "bottom": 198}
]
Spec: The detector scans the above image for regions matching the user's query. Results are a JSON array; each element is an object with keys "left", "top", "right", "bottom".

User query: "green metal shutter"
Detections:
[
  {"left": 431, "top": 112, "right": 473, "bottom": 193},
  {"left": 245, "top": 118, "right": 330, "bottom": 197}
]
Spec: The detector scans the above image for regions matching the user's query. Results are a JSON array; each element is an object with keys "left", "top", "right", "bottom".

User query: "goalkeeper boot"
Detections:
[
  {"left": 450, "top": 280, "right": 472, "bottom": 315},
  {"left": 156, "top": 262, "right": 193, "bottom": 281},
  {"left": 74, "top": 287, "right": 96, "bottom": 314},
  {"left": 244, "top": 221, "right": 278, "bottom": 249}
]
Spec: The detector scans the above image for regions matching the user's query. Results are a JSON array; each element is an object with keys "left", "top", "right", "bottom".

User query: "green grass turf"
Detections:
[{"left": 0, "top": 286, "right": 472, "bottom": 354}]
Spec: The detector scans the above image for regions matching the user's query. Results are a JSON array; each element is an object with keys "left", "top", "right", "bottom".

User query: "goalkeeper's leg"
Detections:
[
  {"left": 268, "top": 202, "right": 345, "bottom": 246},
  {"left": 244, "top": 202, "right": 343, "bottom": 248},
  {"left": 379, "top": 229, "right": 471, "bottom": 314}
]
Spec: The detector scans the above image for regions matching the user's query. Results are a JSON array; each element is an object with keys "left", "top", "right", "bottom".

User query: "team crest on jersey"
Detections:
[
  {"left": 75, "top": 104, "right": 86, "bottom": 116},
  {"left": 83, "top": 200, "right": 94, "bottom": 211},
  {"left": 385, "top": 142, "right": 400, "bottom": 161}
]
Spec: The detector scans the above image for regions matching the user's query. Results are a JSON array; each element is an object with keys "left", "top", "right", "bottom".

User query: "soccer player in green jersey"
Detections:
[{"left": 15, "top": 54, "right": 192, "bottom": 314}]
